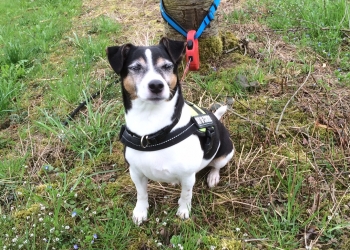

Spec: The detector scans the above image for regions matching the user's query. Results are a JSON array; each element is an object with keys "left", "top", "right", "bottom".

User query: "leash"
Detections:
[
  {"left": 160, "top": 0, "right": 220, "bottom": 71},
  {"left": 61, "top": 80, "right": 119, "bottom": 126},
  {"left": 180, "top": 57, "right": 191, "bottom": 83}
]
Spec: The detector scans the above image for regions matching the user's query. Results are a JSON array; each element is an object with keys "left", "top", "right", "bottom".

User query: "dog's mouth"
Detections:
[{"left": 147, "top": 96, "right": 165, "bottom": 101}]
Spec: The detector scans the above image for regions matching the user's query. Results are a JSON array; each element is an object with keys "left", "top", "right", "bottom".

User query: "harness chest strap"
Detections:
[{"left": 119, "top": 103, "right": 215, "bottom": 152}]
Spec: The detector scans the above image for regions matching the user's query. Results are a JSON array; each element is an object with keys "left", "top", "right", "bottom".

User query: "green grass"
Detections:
[
  {"left": 0, "top": 61, "right": 27, "bottom": 116},
  {"left": 227, "top": 0, "right": 350, "bottom": 84},
  {"left": 1, "top": 0, "right": 350, "bottom": 249}
]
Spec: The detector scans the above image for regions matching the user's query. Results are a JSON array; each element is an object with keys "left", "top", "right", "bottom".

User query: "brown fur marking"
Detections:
[{"left": 123, "top": 75, "right": 137, "bottom": 100}]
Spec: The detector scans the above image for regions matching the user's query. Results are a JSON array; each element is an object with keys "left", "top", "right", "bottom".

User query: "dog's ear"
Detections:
[
  {"left": 159, "top": 37, "right": 186, "bottom": 64},
  {"left": 106, "top": 44, "right": 133, "bottom": 74}
]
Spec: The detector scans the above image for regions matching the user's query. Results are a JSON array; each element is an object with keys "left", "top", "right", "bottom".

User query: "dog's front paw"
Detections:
[
  {"left": 176, "top": 205, "right": 190, "bottom": 219},
  {"left": 207, "top": 168, "right": 220, "bottom": 188},
  {"left": 132, "top": 207, "right": 148, "bottom": 225},
  {"left": 132, "top": 201, "right": 149, "bottom": 225}
]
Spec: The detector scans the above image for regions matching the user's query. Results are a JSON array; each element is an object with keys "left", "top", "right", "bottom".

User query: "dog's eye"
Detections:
[
  {"left": 128, "top": 64, "right": 142, "bottom": 72},
  {"left": 161, "top": 63, "right": 173, "bottom": 71}
]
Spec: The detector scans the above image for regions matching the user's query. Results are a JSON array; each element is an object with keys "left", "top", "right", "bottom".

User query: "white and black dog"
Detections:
[{"left": 107, "top": 38, "right": 234, "bottom": 225}]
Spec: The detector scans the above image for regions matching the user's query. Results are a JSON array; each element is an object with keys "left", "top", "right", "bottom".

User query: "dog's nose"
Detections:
[{"left": 148, "top": 80, "right": 164, "bottom": 94}]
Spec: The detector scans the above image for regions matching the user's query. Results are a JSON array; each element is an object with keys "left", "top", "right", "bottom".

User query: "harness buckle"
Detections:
[
  {"left": 140, "top": 135, "right": 149, "bottom": 148},
  {"left": 186, "top": 30, "right": 200, "bottom": 71}
]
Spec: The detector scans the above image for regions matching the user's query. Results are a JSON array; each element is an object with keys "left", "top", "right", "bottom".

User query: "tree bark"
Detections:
[{"left": 163, "top": 0, "right": 219, "bottom": 41}]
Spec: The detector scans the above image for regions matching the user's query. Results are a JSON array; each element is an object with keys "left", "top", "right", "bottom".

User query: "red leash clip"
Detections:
[{"left": 186, "top": 30, "right": 200, "bottom": 71}]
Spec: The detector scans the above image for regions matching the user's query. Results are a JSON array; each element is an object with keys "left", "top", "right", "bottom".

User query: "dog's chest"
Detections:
[{"left": 125, "top": 136, "right": 205, "bottom": 182}]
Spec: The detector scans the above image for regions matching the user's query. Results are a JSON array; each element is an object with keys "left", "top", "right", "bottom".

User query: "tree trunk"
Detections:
[
  {"left": 163, "top": 0, "right": 219, "bottom": 40},
  {"left": 162, "top": 0, "right": 223, "bottom": 66}
]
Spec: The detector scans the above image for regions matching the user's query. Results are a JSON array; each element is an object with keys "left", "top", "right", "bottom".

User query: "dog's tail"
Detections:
[{"left": 214, "top": 105, "right": 228, "bottom": 120}]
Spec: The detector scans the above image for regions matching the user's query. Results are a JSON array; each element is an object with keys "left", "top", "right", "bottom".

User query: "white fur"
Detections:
[
  {"left": 124, "top": 49, "right": 233, "bottom": 225},
  {"left": 214, "top": 105, "right": 228, "bottom": 120}
]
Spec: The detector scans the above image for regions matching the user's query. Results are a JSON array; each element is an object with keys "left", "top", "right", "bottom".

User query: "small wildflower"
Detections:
[
  {"left": 178, "top": 244, "right": 184, "bottom": 250},
  {"left": 93, "top": 234, "right": 98, "bottom": 239},
  {"left": 3, "top": 246, "right": 7, "bottom": 249},
  {"left": 74, "top": 193, "right": 78, "bottom": 198},
  {"left": 49, "top": 212, "right": 53, "bottom": 216},
  {"left": 18, "top": 244, "right": 23, "bottom": 249},
  {"left": 39, "top": 217, "right": 43, "bottom": 222},
  {"left": 17, "top": 191, "right": 22, "bottom": 195},
  {"left": 30, "top": 234, "right": 34, "bottom": 237},
  {"left": 163, "top": 211, "right": 168, "bottom": 215},
  {"left": 156, "top": 218, "right": 159, "bottom": 223},
  {"left": 65, "top": 225, "right": 70, "bottom": 230},
  {"left": 12, "top": 238, "right": 18, "bottom": 243},
  {"left": 210, "top": 246, "right": 216, "bottom": 250},
  {"left": 92, "top": 211, "right": 97, "bottom": 215},
  {"left": 162, "top": 222, "right": 167, "bottom": 226},
  {"left": 73, "top": 244, "right": 79, "bottom": 249},
  {"left": 23, "top": 239, "right": 28, "bottom": 244},
  {"left": 50, "top": 227, "right": 55, "bottom": 233},
  {"left": 72, "top": 211, "right": 77, "bottom": 218},
  {"left": 43, "top": 238, "right": 47, "bottom": 242},
  {"left": 55, "top": 238, "right": 59, "bottom": 242},
  {"left": 85, "top": 207, "right": 89, "bottom": 211},
  {"left": 26, "top": 216, "right": 30, "bottom": 220},
  {"left": 91, "top": 240, "right": 94, "bottom": 244},
  {"left": 56, "top": 194, "right": 61, "bottom": 198},
  {"left": 5, "top": 234, "right": 9, "bottom": 238},
  {"left": 157, "top": 242, "right": 162, "bottom": 246},
  {"left": 235, "top": 227, "right": 240, "bottom": 232},
  {"left": 32, "top": 224, "right": 36, "bottom": 228}
]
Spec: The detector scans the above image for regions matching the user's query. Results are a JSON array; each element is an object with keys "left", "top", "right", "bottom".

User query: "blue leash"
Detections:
[{"left": 160, "top": 0, "right": 220, "bottom": 39}]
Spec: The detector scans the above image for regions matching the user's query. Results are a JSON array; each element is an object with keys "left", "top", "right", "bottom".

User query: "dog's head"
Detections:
[{"left": 107, "top": 38, "right": 186, "bottom": 110}]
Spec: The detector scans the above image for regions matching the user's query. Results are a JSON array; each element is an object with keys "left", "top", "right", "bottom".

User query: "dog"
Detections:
[{"left": 107, "top": 38, "right": 234, "bottom": 225}]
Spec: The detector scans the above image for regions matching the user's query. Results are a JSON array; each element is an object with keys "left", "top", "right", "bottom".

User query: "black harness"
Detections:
[{"left": 119, "top": 101, "right": 216, "bottom": 156}]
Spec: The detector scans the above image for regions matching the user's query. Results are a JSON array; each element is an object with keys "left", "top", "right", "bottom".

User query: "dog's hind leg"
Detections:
[
  {"left": 176, "top": 173, "right": 196, "bottom": 219},
  {"left": 207, "top": 149, "right": 234, "bottom": 188},
  {"left": 130, "top": 167, "right": 149, "bottom": 225}
]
